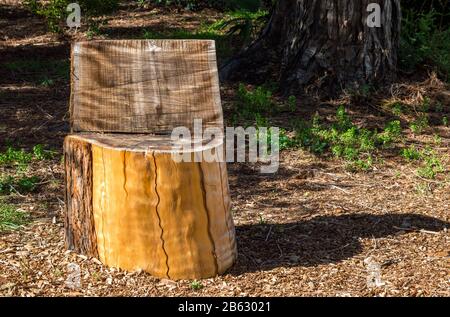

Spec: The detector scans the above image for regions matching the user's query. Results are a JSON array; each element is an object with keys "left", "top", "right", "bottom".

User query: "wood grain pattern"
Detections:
[
  {"left": 64, "top": 135, "right": 236, "bottom": 279},
  {"left": 70, "top": 40, "right": 223, "bottom": 133},
  {"left": 64, "top": 39, "right": 236, "bottom": 279}
]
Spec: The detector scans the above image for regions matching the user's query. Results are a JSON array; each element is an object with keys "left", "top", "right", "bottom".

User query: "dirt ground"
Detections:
[{"left": 0, "top": 1, "right": 449, "bottom": 297}]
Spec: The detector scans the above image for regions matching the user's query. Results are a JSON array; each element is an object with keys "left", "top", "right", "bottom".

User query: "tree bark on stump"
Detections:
[
  {"left": 220, "top": 0, "right": 402, "bottom": 95},
  {"left": 64, "top": 134, "right": 237, "bottom": 280}
]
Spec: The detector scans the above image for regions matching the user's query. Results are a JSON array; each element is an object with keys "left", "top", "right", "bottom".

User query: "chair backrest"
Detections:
[{"left": 70, "top": 40, "right": 223, "bottom": 134}]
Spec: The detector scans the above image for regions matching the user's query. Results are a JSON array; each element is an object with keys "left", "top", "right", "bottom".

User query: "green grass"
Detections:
[
  {"left": 245, "top": 104, "right": 403, "bottom": 171},
  {"left": 0, "top": 203, "right": 29, "bottom": 232},
  {"left": 233, "top": 84, "right": 408, "bottom": 171},
  {"left": 0, "top": 145, "right": 55, "bottom": 167},
  {"left": 0, "top": 145, "right": 53, "bottom": 194}
]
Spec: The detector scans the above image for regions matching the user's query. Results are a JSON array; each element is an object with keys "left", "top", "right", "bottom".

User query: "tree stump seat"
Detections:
[{"left": 64, "top": 40, "right": 237, "bottom": 280}]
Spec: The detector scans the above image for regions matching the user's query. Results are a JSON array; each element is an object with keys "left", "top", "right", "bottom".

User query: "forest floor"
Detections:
[{"left": 0, "top": 1, "right": 449, "bottom": 296}]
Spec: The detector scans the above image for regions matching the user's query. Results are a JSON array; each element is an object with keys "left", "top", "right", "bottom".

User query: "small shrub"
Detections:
[
  {"left": 400, "top": 9, "right": 450, "bottom": 81},
  {"left": 391, "top": 103, "right": 404, "bottom": 116},
  {"left": 401, "top": 145, "right": 421, "bottom": 161},
  {"left": 0, "top": 175, "right": 40, "bottom": 195},
  {"left": 417, "top": 148, "right": 445, "bottom": 179},
  {"left": 409, "top": 115, "right": 429, "bottom": 134},
  {"left": 236, "top": 83, "right": 274, "bottom": 119},
  {"left": 190, "top": 280, "right": 203, "bottom": 290},
  {"left": 0, "top": 147, "right": 33, "bottom": 166},
  {"left": 0, "top": 145, "right": 55, "bottom": 166},
  {"left": 206, "top": 9, "right": 269, "bottom": 43},
  {"left": 33, "top": 144, "right": 55, "bottom": 160},
  {"left": 292, "top": 107, "right": 405, "bottom": 171},
  {"left": 346, "top": 156, "right": 373, "bottom": 172},
  {"left": 377, "top": 120, "right": 402, "bottom": 146}
]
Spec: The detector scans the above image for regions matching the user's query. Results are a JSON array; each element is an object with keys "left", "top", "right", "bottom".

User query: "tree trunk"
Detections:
[
  {"left": 64, "top": 134, "right": 237, "bottom": 280},
  {"left": 220, "top": 0, "right": 401, "bottom": 95}
]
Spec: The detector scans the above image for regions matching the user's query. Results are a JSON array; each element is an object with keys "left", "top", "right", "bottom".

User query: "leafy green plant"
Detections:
[
  {"left": 0, "top": 145, "right": 55, "bottom": 166},
  {"left": 391, "top": 102, "right": 404, "bottom": 116},
  {"left": 206, "top": 9, "right": 269, "bottom": 43},
  {"left": 236, "top": 83, "right": 275, "bottom": 119},
  {"left": 0, "top": 203, "right": 29, "bottom": 232},
  {"left": 16, "top": 176, "right": 40, "bottom": 193},
  {"left": 292, "top": 107, "right": 405, "bottom": 171},
  {"left": 279, "top": 129, "right": 296, "bottom": 150},
  {"left": 190, "top": 280, "right": 203, "bottom": 290},
  {"left": 33, "top": 144, "right": 56, "bottom": 160},
  {"left": 409, "top": 115, "right": 429, "bottom": 134},
  {"left": 443, "top": 116, "right": 448, "bottom": 126},
  {"left": 401, "top": 145, "right": 421, "bottom": 161},
  {"left": 400, "top": 145, "right": 446, "bottom": 179},
  {"left": 419, "top": 96, "right": 431, "bottom": 112},
  {"left": 0, "top": 175, "right": 40, "bottom": 195},
  {"left": 400, "top": 9, "right": 450, "bottom": 81},
  {"left": 377, "top": 120, "right": 402, "bottom": 146},
  {"left": 346, "top": 156, "right": 373, "bottom": 172},
  {"left": 0, "top": 147, "right": 33, "bottom": 166},
  {"left": 40, "top": 78, "right": 54, "bottom": 87},
  {"left": 433, "top": 134, "right": 442, "bottom": 145},
  {"left": 417, "top": 157, "right": 444, "bottom": 179},
  {"left": 416, "top": 148, "right": 445, "bottom": 179}
]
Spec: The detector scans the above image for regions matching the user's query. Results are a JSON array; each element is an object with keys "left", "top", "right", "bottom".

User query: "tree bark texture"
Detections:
[{"left": 220, "top": 0, "right": 402, "bottom": 95}]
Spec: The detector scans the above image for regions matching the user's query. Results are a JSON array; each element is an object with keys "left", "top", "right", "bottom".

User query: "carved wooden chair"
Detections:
[{"left": 64, "top": 40, "right": 236, "bottom": 280}]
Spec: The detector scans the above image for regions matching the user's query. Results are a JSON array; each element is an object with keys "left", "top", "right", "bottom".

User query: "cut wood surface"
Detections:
[{"left": 64, "top": 134, "right": 237, "bottom": 280}]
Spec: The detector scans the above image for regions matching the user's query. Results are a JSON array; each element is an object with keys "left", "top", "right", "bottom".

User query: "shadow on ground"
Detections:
[{"left": 230, "top": 213, "right": 449, "bottom": 274}]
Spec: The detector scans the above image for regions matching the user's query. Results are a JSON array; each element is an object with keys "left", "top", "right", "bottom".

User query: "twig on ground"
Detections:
[{"left": 265, "top": 226, "right": 273, "bottom": 242}]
